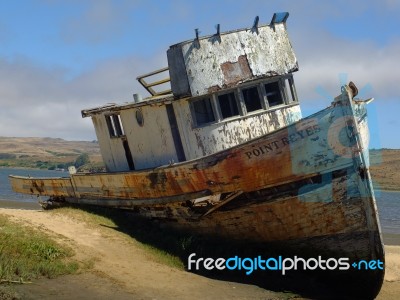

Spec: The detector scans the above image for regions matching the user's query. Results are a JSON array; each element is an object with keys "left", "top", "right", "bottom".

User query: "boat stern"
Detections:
[{"left": 9, "top": 175, "right": 75, "bottom": 198}]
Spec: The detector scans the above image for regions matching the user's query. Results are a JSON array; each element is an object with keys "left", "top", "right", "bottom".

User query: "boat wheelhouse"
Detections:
[{"left": 82, "top": 12, "right": 300, "bottom": 172}]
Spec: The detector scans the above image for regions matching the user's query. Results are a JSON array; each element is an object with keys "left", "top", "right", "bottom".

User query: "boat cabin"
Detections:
[{"left": 81, "top": 13, "right": 302, "bottom": 172}]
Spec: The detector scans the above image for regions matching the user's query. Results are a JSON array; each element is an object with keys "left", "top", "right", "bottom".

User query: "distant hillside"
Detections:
[
  {"left": 370, "top": 149, "right": 400, "bottom": 191},
  {"left": 0, "top": 137, "right": 103, "bottom": 170}
]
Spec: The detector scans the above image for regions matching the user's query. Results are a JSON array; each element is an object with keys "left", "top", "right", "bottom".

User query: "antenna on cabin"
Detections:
[
  {"left": 215, "top": 24, "right": 220, "bottom": 37},
  {"left": 213, "top": 24, "right": 221, "bottom": 43},
  {"left": 270, "top": 12, "right": 289, "bottom": 24},
  {"left": 252, "top": 16, "right": 259, "bottom": 34},
  {"left": 194, "top": 28, "right": 201, "bottom": 48}
]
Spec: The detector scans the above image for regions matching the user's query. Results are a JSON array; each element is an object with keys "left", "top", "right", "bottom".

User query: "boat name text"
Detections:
[{"left": 244, "top": 124, "right": 321, "bottom": 159}]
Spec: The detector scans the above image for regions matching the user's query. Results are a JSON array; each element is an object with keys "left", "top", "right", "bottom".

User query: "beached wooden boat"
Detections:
[{"left": 9, "top": 13, "right": 384, "bottom": 297}]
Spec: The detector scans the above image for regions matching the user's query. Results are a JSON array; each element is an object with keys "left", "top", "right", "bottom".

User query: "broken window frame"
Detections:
[
  {"left": 105, "top": 113, "right": 125, "bottom": 138},
  {"left": 216, "top": 91, "right": 241, "bottom": 120},
  {"left": 263, "top": 80, "right": 285, "bottom": 108},
  {"left": 282, "top": 75, "right": 298, "bottom": 104},
  {"left": 190, "top": 75, "right": 299, "bottom": 127},
  {"left": 190, "top": 97, "right": 216, "bottom": 127},
  {"left": 241, "top": 85, "right": 265, "bottom": 114}
]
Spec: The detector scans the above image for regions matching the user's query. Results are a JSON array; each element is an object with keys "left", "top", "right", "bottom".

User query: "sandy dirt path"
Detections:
[
  {"left": 0, "top": 208, "right": 286, "bottom": 300},
  {"left": 1, "top": 208, "right": 400, "bottom": 299}
]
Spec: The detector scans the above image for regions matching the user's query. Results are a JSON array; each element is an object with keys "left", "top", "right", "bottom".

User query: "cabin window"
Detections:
[
  {"left": 192, "top": 98, "right": 215, "bottom": 125},
  {"left": 284, "top": 77, "right": 298, "bottom": 103},
  {"left": 218, "top": 92, "right": 239, "bottom": 119},
  {"left": 265, "top": 81, "right": 284, "bottom": 107},
  {"left": 106, "top": 114, "right": 125, "bottom": 137},
  {"left": 242, "top": 86, "right": 263, "bottom": 113}
]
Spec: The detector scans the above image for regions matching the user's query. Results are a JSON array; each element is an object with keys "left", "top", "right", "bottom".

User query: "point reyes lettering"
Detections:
[{"left": 244, "top": 124, "right": 321, "bottom": 159}]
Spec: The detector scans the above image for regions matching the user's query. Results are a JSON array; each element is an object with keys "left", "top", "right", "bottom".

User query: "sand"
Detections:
[
  {"left": 0, "top": 203, "right": 399, "bottom": 299},
  {"left": 377, "top": 245, "right": 400, "bottom": 300}
]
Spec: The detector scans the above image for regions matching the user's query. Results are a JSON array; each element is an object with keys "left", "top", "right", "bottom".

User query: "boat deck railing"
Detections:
[{"left": 137, "top": 67, "right": 172, "bottom": 96}]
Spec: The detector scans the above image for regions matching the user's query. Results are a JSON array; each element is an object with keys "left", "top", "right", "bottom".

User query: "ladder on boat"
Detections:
[{"left": 137, "top": 67, "right": 172, "bottom": 96}]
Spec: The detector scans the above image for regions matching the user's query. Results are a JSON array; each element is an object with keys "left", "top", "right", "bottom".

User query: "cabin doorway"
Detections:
[
  {"left": 166, "top": 104, "right": 186, "bottom": 162},
  {"left": 122, "top": 139, "right": 135, "bottom": 170}
]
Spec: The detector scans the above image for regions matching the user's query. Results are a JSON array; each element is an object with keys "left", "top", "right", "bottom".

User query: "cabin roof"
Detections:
[
  {"left": 169, "top": 13, "right": 290, "bottom": 48},
  {"left": 81, "top": 93, "right": 176, "bottom": 118}
]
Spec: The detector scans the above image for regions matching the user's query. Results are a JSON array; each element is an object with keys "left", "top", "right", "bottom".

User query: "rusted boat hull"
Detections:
[{"left": 9, "top": 85, "right": 384, "bottom": 296}]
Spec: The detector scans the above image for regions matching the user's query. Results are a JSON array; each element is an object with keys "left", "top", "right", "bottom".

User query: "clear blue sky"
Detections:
[{"left": 0, "top": 0, "right": 399, "bottom": 148}]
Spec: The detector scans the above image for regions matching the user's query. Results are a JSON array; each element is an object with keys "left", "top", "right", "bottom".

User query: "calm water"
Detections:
[
  {"left": 374, "top": 190, "right": 400, "bottom": 234},
  {"left": 0, "top": 168, "right": 399, "bottom": 234},
  {"left": 0, "top": 167, "right": 69, "bottom": 203}
]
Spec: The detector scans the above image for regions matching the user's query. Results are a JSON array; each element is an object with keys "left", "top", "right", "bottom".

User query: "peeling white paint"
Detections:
[
  {"left": 92, "top": 106, "right": 179, "bottom": 171},
  {"left": 170, "top": 23, "right": 297, "bottom": 97},
  {"left": 173, "top": 100, "right": 302, "bottom": 160}
]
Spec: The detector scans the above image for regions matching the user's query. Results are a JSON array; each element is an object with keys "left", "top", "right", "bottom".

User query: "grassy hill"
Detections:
[{"left": 0, "top": 137, "right": 103, "bottom": 170}]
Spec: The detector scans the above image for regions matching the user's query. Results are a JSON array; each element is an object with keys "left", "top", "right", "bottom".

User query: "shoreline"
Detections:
[
  {"left": 0, "top": 199, "right": 42, "bottom": 210},
  {"left": 376, "top": 188, "right": 400, "bottom": 193}
]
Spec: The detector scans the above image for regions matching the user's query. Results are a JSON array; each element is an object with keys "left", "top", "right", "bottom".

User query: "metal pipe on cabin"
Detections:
[{"left": 133, "top": 93, "right": 142, "bottom": 103}]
